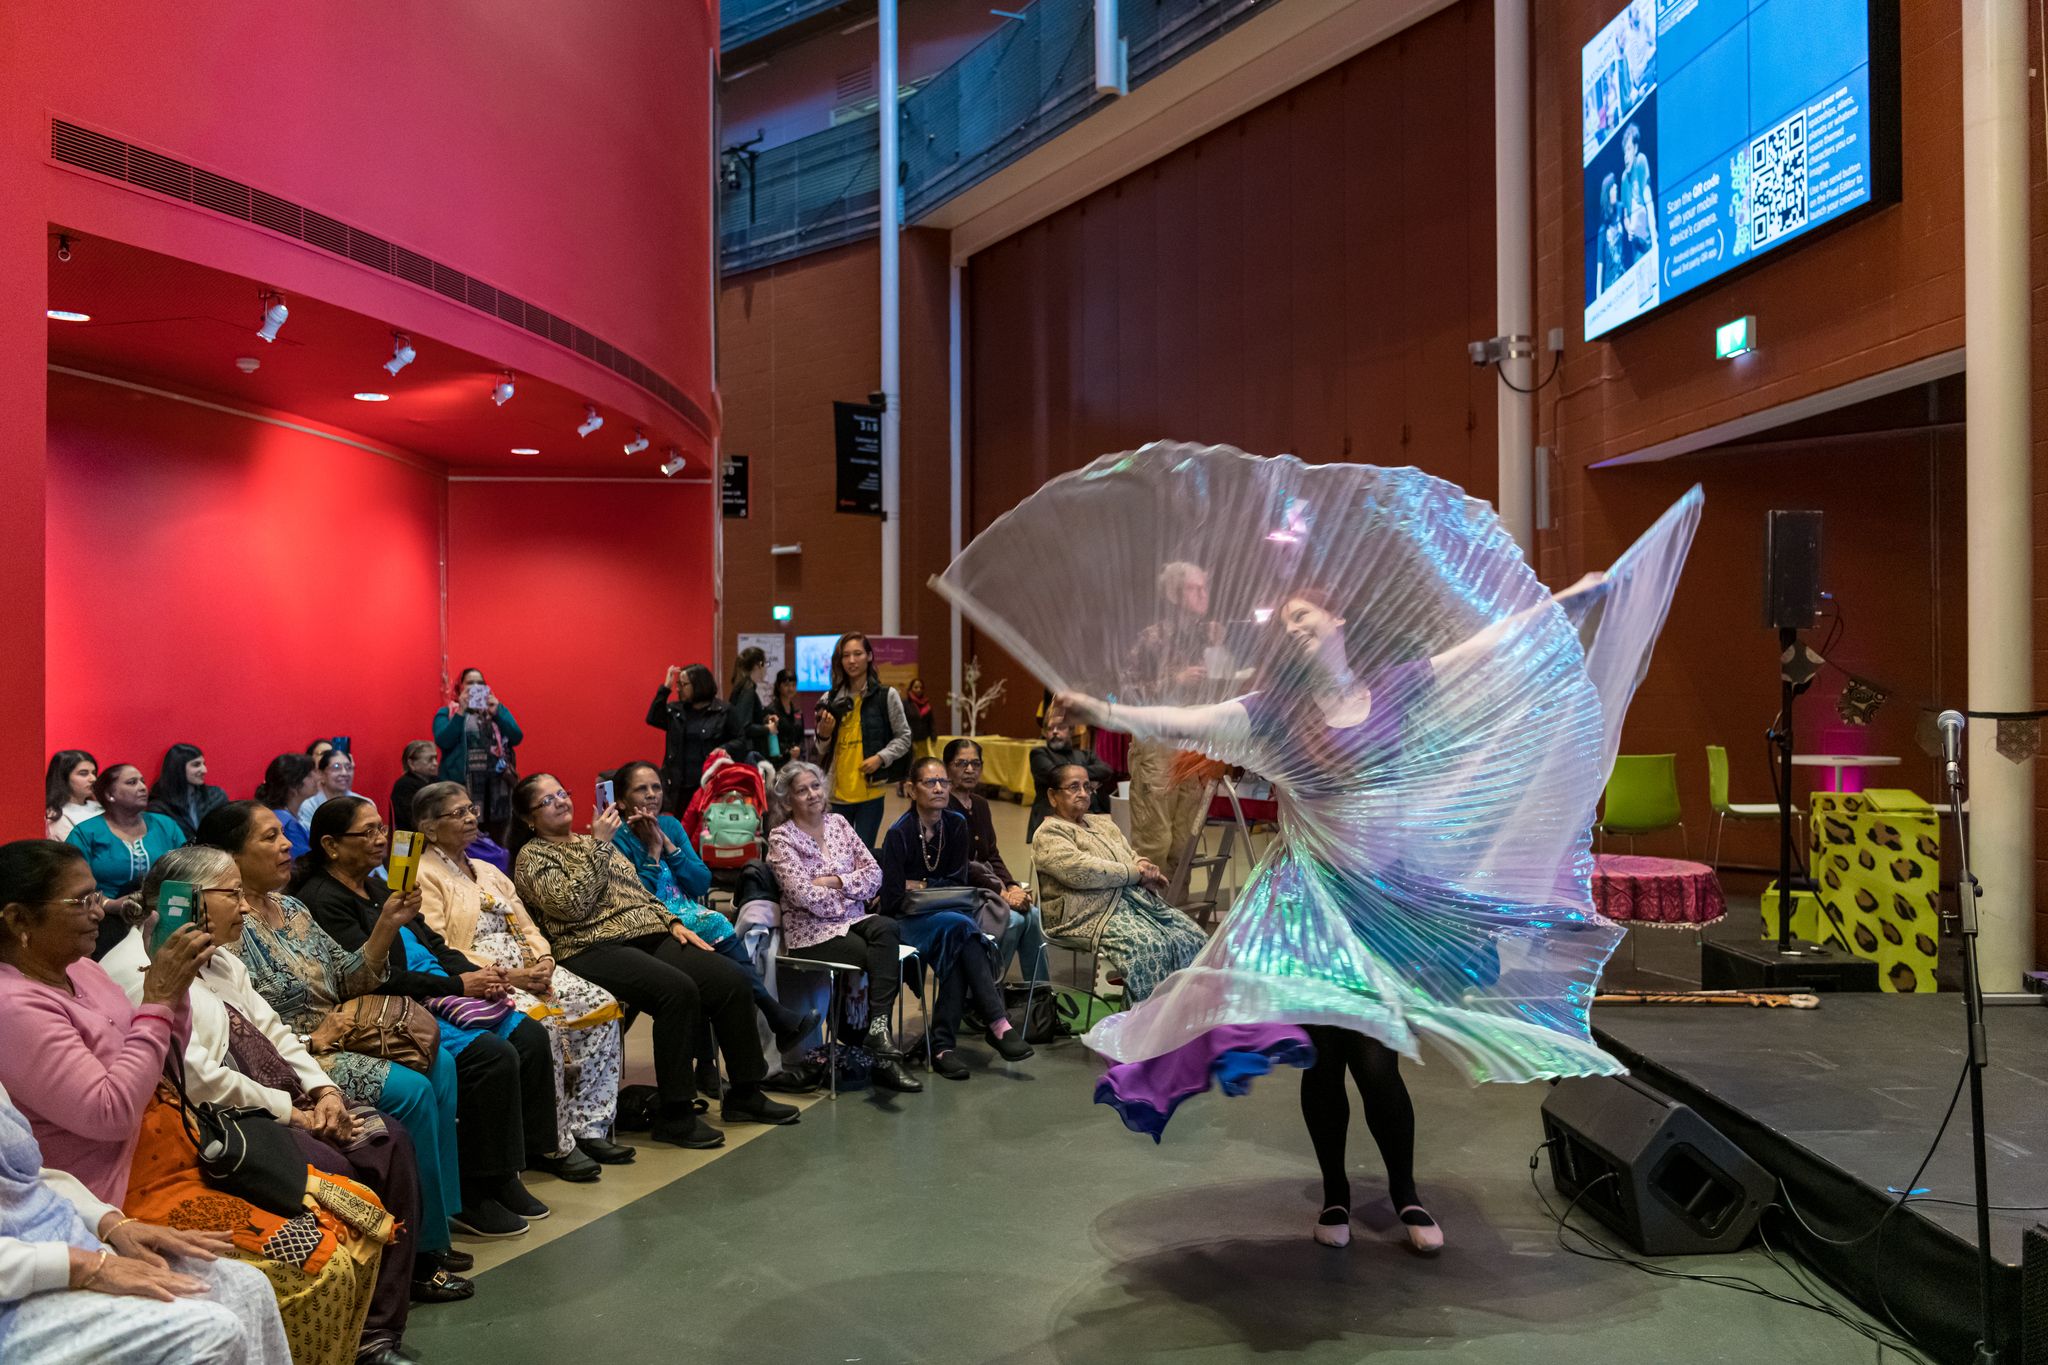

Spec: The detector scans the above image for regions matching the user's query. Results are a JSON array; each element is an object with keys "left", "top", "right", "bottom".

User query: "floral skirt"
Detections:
[{"left": 473, "top": 908, "right": 624, "bottom": 1145}]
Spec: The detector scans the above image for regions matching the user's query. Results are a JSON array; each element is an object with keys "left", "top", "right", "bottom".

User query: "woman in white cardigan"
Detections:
[{"left": 0, "top": 1070, "right": 288, "bottom": 1364}]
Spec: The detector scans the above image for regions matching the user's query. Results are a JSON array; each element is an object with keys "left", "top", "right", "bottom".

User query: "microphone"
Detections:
[{"left": 1938, "top": 709, "right": 1966, "bottom": 788}]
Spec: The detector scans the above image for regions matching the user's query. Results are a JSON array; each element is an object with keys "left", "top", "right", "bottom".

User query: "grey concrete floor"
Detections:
[{"left": 407, "top": 1034, "right": 1903, "bottom": 1365}]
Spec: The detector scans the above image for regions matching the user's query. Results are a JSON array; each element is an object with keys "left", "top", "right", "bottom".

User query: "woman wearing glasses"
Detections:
[
  {"left": 412, "top": 782, "right": 634, "bottom": 1168},
  {"left": 875, "top": 758, "right": 1032, "bottom": 1081},
  {"left": 1028, "top": 762, "right": 1205, "bottom": 1006},
  {"left": 192, "top": 802, "right": 475, "bottom": 1297},
  {"left": 294, "top": 798, "right": 584, "bottom": 1235}
]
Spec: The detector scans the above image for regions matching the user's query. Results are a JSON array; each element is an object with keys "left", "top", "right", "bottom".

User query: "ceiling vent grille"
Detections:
[{"left": 46, "top": 115, "right": 708, "bottom": 436}]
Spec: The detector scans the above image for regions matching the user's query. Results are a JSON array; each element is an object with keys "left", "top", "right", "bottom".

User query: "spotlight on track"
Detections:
[
  {"left": 622, "top": 430, "right": 650, "bottom": 456},
  {"left": 576, "top": 405, "right": 604, "bottom": 438},
  {"left": 491, "top": 373, "right": 515, "bottom": 406},
  {"left": 659, "top": 448, "right": 687, "bottom": 477},
  {"left": 383, "top": 334, "right": 416, "bottom": 376},
  {"left": 256, "top": 292, "right": 289, "bottom": 343}
]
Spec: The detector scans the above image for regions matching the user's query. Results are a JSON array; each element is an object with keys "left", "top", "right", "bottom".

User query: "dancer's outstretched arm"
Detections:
[{"left": 1056, "top": 692, "right": 1251, "bottom": 751}]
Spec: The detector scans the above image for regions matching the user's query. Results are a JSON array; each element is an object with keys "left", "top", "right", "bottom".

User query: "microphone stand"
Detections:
[
  {"left": 1943, "top": 748, "right": 2001, "bottom": 1365},
  {"left": 1769, "top": 625, "right": 1805, "bottom": 956}
]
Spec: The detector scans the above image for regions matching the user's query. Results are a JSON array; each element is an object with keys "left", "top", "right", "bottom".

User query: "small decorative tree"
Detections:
[{"left": 950, "top": 656, "right": 1007, "bottom": 738}]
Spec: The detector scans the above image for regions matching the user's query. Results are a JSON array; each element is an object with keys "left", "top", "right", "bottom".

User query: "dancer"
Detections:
[{"left": 935, "top": 443, "right": 1699, "bottom": 1253}]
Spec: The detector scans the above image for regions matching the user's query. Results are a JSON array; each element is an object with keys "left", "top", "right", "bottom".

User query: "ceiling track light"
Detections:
[
  {"left": 491, "top": 372, "right": 516, "bottom": 406},
  {"left": 256, "top": 291, "right": 289, "bottom": 343},
  {"left": 622, "top": 430, "right": 650, "bottom": 456},
  {"left": 383, "top": 333, "right": 416, "bottom": 376},
  {"left": 54, "top": 234, "right": 73, "bottom": 263},
  {"left": 576, "top": 405, "right": 604, "bottom": 438},
  {"left": 659, "top": 448, "right": 687, "bottom": 477}
]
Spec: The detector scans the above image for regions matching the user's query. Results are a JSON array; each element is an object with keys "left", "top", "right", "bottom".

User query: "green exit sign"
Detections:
[
  {"left": 771, "top": 604, "right": 792, "bottom": 622},
  {"left": 1715, "top": 315, "right": 1756, "bottom": 359}
]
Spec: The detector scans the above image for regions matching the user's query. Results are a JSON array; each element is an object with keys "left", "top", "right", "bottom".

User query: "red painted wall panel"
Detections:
[
  {"left": 44, "top": 372, "right": 445, "bottom": 809},
  {"left": 446, "top": 478, "right": 717, "bottom": 812}
]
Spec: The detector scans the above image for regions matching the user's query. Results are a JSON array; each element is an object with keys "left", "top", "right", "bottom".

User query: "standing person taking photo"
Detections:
[
  {"left": 814, "top": 632, "right": 911, "bottom": 847},
  {"left": 646, "top": 665, "right": 732, "bottom": 811},
  {"left": 434, "top": 668, "right": 524, "bottom": 843}
]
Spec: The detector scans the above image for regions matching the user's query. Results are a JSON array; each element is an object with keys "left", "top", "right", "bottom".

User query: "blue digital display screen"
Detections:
[
  {"left": 794, "top": 634, "right": 838, "bottom": 692},
  {"left": 1582, "top": 0, "right": 1897, "bottom": 340}
]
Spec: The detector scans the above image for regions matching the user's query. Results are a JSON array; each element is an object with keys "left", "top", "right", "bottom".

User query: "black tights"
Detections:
[{"left": 1298, "top": 1026, "right": 1418, "bottom": 1211}]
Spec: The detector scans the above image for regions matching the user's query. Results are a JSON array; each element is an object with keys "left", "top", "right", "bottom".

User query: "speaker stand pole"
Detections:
[
  {"left": 1945, "top": 758, "right": 2001, "bottom": 1364},
  {"left": 1772, "top": 625, "right": 1801, "bottom": 956}
]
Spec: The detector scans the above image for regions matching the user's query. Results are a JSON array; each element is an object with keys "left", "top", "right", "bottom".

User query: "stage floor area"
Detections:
[
  {"left": 410, "top": 1031, "right": 1895, "bottom": 1365},
  {"left": 1595, "top": 993, "right": 2048, "bottom": 1360}
]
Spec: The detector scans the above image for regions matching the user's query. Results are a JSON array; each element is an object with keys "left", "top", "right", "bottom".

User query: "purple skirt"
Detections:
[{"left": 1094, "top": 1023, "right": 1317, "bottom": 1142}]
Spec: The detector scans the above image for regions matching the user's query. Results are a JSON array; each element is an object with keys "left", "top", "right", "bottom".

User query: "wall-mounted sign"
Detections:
[
  {"left": 722, "top": 454, "right": 749, "bottom": 518},
  {"left": 833, "top": 402, "right": 883, "bottom": 515}
]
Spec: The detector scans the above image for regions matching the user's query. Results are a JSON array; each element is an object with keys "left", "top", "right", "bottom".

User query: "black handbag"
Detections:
[
  {"left": 1001, "top": 981, "right": 1062, "bottom": 1044},
  {"left": 165, "top": 1053, "right": 308, "bottom": 1217},
  {"left": 898, "top": 886, "right": 981, "bottom": 918}
]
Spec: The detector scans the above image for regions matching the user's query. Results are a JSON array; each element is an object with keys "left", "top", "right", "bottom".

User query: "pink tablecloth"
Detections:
[{"left": 1592, "top": 854, "right": 1726, "bottom": 927}]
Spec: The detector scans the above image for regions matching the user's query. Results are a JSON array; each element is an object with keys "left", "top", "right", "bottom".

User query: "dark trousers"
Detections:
[
  {"left": 450, "top": 1021, "right": 553, "bottom": 1191},
  {"left": 292, "top": 1119, "right": 418, "bottom": 1353},
  {"left": 930, "top": 940, "right": 1005, "bottom": 1053},
  {"left": 563, "top": 933, "right": 769, "bottom": 1110},
  {"left": 1299, "top": 1025, "right": 1417, "bottom": 1211},
  {"left": 786, "top": 915, "right": 901, "bottom": 1018}
]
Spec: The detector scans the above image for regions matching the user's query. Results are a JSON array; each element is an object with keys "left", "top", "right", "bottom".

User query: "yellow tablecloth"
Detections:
[{"left": 918, "top": 735, "right": 1037, "bottom": 803}]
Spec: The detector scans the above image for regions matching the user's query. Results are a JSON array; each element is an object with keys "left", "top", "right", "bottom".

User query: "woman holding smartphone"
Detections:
[
  {"left": 813, "top": 633, "right": 912, "bottom": 848},
  {"left": 433, "top": 668, "right": 524, "bottom": 843}
]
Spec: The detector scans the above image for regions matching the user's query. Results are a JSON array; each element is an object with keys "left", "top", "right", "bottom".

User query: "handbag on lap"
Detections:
[{"left": 307, "top": 994, "right": 440, "bottom": 1073}]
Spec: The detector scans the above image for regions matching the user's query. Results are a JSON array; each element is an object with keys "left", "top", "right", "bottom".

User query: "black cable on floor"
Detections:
[{"left": 1527, "top": 1140, "right": 1926, "bottom": 1362}]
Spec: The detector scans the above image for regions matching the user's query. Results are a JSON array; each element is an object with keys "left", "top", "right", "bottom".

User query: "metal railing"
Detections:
[
  {"left": 722, "top": 0, "right": 857, "bottom": 55},
  {"left": 720, "top": 0, "right": 1271, "bottom": 274}
]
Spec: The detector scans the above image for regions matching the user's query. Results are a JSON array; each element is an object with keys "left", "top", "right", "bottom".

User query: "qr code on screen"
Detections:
[{"left": 1747, "top": 109, "right": 1808, "bottom": 250}]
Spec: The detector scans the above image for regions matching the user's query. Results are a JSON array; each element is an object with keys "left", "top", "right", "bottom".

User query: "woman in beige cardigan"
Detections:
[
  {"left": 1028, "top": 762, "right": 1205, "bottom": 1003},
  {"left": 411, "top": 781, "right": 633, "bottom": 1166}
]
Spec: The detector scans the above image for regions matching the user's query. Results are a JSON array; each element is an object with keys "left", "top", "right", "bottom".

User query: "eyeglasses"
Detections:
[
  {"left": 197, "top": 888, "right": 252, "bottom": 907},
  {"left": 44, "top": 893, "right": 107, "bottom": 914},
  {"left": 949, "top": 759, "right": 983, "bottom": 771},
  {"left": 1056, "top": 781, "right": 1100, "bottom": 795},
  {"left": 915, "top": 777, "right": 952, "bottom": 790},
  {"left": 431, "top": 803, "right": 479, "bottom": 821},
  {"left": 537, "top": 790, "right": 573, "bottom": 809},
  {"left": 337, "top": 823, "right": 389, "bottom": 840}
]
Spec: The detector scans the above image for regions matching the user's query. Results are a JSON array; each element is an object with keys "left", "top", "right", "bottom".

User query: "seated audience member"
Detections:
[
  {"left": 299, "top": 748, "right": 365, "bottom": 827},
  {"left": 944, "top": 739, "right": 1046, "bottom": 982},
  {"left": 390, "top": 743, "right": 440, "bottom": 833},
  {"left": 66, "top": 765, "right": 186, "bottom": 959},
  {"left": 764, "top": 669, "right": 804, "bottom": 768},
  {"left": 726, "top": 647, "right": 771, "bottom": 763},
  {"left": 295, "top": 797, "right": 595, "bottom": 1218},
  {"left": 511, "top": 774, "right": 798, "bottom": 1146},
  {"left": 1030, "top": 762, "right": 1205, "bottom": 1004},
  {"left": 608, "top": 761, "right": 815, "bottom": 1057},
  {"left": 764, "top": 762, "right": 919, "bottom": 1094},
  {"left": 0, "top": 1070, "right": 290, "bottom": 1365},
  {"left": 254, "top": 753, "right": 319, "bottom": 859},
  {"left": 110, "top": 848, "right": 441, "bottom": 1351},
  {"left": 0, "top": 848, "right": 382, "bottom": 1360},
  {"left": 648, "top": 664, "right": 733, "bottom": 810},
  {"left": 413, "top": 781, "right": 634, "bottom": 1167},
  {"left": 877, "top": 759, "right": 1033, "bottom": 1081},
  {"left": 44, "top": 750, "right": 100, "bottom": 841},
  {"left": 195, "top": 804, "right": 472, "bottom": 1282},
  {"left": 308, "top": 739, "right": 336, "bottom": 760},
  {"left": 147, "top": 744, "right": 228, "bottom": 840},
  {"left": 1027, "top": 708, "right": 1114, "bottom": 841},
  {"left": 435, "top": 670, "right": 523, "bottom": 842}
]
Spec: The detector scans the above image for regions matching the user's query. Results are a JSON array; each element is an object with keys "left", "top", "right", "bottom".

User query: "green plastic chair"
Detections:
[
  {"left": 1596, "top": 753, "right": 1685, "bottom": 855},
  {"left": 1705, "top": 744, "right": 1800, "bottom": 869}
]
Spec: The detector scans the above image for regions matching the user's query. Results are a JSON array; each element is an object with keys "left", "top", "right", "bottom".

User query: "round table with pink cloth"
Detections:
[{"left": 1591, "top": 853, "right": 1726, "bottom": 927}]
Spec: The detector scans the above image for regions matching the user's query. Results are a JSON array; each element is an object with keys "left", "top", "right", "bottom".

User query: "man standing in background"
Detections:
[{"left": 1122, "top": 561, "right": 1227, "bottom": 881}]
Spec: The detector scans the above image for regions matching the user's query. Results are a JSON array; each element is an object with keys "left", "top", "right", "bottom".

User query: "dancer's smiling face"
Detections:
[{"left": 1281, "top": 595, "right": 1346, "bottom": 660}]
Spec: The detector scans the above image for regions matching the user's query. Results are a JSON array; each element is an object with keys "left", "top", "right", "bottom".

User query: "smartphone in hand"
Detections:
[
  {"left": 595, "top": 778, "right": 616, "bottom": 813},
  {"left": 465, "top": 683, "right": 490, "bottom": 712},
  {"left": 151, "top": 881, "right": 196, "bottom": 955}
]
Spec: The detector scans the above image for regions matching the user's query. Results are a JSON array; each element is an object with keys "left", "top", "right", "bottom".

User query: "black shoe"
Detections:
[
  {"left": 529, "top": 1147, "right": 601, "bottom": 1183},
  {"left": 359, "top": 1344, "right": 428, "bottom": 1364},
  {"left": 870, "top": 1053, "right": 924, "bottom": 1093},
  {"left": 763, "top": 1066, "right": 821, "bottom": 1094},
  {"left": 410, "top": 1266, "right": 476, "bottom": 1303},
  {"left": 773, "top": 1007, "right": 821, "bottom": 1053},
  {"left": 577, "top": 1136, "right": 637, "bottom": 1165},
  {"left": 450, "top": 1200, "right": 527, "bottom": 1240},
  {"left": 651, "top": 1114, "right": 726, "bottom": 1149},
  {"left": 932, "top": 1049, "right": 971, "bottom": 1081},
  {"left": 985, "top": 1026, "right": 1035, "bottom": 1062},
  {"left": 695, "top": 1060, "right": 724, "bottom": 1099},
  {"left": 494, "top": 1177, "right": 550, "bottom": 1221},
  {"left": 436, "top": 1248, "right": 474, "bottom": 1273},
  {"left": 721, "top": 1090, "right": 800, "bottom": 1125}
]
